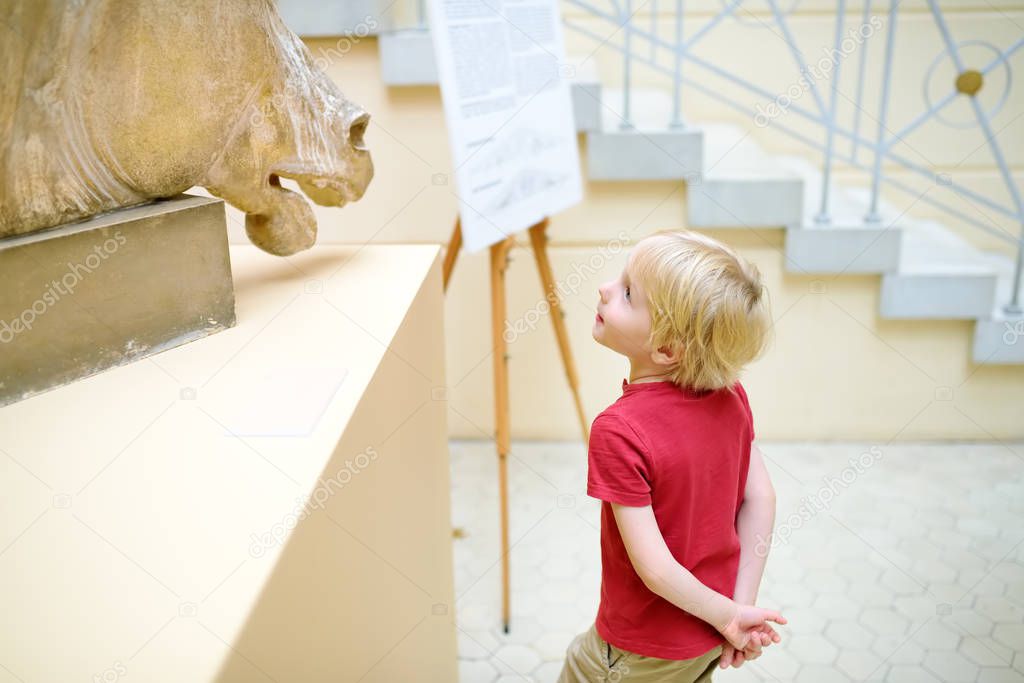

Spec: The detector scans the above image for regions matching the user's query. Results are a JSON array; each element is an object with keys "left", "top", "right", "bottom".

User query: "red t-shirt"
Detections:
[{"left": 587, "top": 377, "right": 755, "bottom": 660}]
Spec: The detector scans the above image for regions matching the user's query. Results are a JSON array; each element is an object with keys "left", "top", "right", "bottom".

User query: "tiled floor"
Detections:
[{"left": 449, "top": 440, "right": 1024, "bottom": 682}]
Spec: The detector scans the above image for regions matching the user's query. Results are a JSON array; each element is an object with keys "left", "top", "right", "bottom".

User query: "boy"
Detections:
[{"left": 557, "top": 229, "right": 782, "bottom": 682}]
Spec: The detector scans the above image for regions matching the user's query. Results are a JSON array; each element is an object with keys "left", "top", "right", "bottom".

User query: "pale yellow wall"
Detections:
[{"left": 253, "top": 8, "right": 1022, "bottom": 441}]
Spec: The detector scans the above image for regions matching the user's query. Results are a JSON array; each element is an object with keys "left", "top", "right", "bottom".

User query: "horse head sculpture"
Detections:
[{"left": 0, "top": 0, "right": 373, "bottom": 256}]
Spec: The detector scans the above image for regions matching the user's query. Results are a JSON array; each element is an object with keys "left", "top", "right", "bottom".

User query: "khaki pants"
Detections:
[{"left": 557, "top": 623, "right": 722, "bottom": 683}]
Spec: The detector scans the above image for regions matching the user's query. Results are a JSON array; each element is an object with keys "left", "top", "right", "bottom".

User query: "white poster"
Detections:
[{"left": 427, "top": 0, "right": 584, "bottom": 253}]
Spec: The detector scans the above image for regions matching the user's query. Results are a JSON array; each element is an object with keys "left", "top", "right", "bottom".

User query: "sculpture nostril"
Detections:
[{"left": 349, "top": 112, "right": 369, "bottom": 151}]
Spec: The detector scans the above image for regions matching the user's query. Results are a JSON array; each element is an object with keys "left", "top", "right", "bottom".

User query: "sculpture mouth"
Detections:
[{"left": 269, "top": 169, "right": 358, "bottom": 207}]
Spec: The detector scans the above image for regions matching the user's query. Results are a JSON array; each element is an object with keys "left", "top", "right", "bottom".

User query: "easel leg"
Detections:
[
  {"left": 442, "top": 218, "right": 462, "bottom": 293},
  {"left": 489, "top": 236, "right": 515, "bottom": 634},
  {"left": 527, "top": 221, "right": 591, "bottom": 444},
  {"left": 443, "top": 221, "right": 464, "bottom": 540}
]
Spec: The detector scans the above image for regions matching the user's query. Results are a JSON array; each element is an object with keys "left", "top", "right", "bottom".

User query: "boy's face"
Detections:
[{"left": 592, "top": 250, "right": 653, "bottom": 360}]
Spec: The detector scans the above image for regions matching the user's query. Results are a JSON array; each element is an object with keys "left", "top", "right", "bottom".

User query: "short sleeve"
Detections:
[
  {"left": 587, "top": 413, "right": 653, "bottom": 506},
  {"left": 735, "top": 382, "right": 755, "bottom": 439}
]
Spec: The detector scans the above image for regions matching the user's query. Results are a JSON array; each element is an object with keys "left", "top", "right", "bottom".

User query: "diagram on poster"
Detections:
[{"left": 427, "top": 0, "right": 584, "bottom": 253}]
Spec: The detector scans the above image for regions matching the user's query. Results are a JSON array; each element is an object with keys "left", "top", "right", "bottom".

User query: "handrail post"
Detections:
[
  {"left": 1008, "top": 232, "right": 1023, "bottom": 316},
  {"left": 815, "top": 0, "right": 846, "bottom": 225},
  {"left": 650, "top": 0, "right": 657, "bottom": 63},
  {"left": 850, "top": 0, "right": 873, "bottom": 165},
  {"left": 866, "top": 0, "right": 898, "bottom": 224},
  {"left": 621, "top": 0, "right": 633, "bottom": 129},
  {"left": 670, "top": 0, "right": 685, "bottom": 129}
]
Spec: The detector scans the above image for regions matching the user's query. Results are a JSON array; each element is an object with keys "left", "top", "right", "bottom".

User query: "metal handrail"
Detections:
[{"left": 562, "top": 0, "right": 1022, "bottom": 315}]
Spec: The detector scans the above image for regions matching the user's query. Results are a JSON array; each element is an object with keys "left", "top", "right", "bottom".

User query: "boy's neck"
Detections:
[
  {"left": 628, "top": 360, "right": 672, "bottom": 383},
  {"left": 629, "top": 374, "right": 671, "bottom": 383},
  {"left": 622, "top": 366, "right": 671, "bottom": 382}
]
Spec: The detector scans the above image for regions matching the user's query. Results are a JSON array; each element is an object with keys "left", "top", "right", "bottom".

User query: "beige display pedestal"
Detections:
[{"left": 0, "top": 244, "right": 457, "bottom": 682}]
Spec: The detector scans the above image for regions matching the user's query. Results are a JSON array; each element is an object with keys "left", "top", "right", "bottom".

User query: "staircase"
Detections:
[{"left": 374, "top": 23, "right": 1024, "bottom": 365}]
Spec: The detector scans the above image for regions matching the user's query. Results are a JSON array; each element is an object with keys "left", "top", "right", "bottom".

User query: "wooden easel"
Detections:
[{"left": 442, "top": 216, "right": 590, "bottom": 633}]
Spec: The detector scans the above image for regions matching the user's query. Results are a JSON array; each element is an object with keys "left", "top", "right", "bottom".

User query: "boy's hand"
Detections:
[
  {"left": 717, "top": 603, "right": 785, "bottom": 652},
  {"left": 719, "top": 624, "right": 773, "bottom": 668},
  {"left": 719, "top": 644, "right": 747, "bottom": 669}
]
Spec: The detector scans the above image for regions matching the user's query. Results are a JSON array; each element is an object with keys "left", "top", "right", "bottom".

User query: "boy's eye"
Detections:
[{"left": 625, "top": 286, "right": 631, "bottom": 301}]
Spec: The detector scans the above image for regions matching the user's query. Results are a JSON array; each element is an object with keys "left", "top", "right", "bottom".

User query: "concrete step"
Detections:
[
  {"left": 780, "top": 158, "right": 901, "bottom": 274},
  {"left": 687, "top": 123, "right": 803, "bottom": 229},
  {"left": 586, "top": 88, "right": 702, "bottom": 180},
  {"left": 379, "top": 28, "right": 437, "bottom": 85},
  {"left": 566, "top": 57, "right": 602, "bottom": 133},
  {"left": 279, "top": 0, "right": 385, "bottom": 36},
  {"left": 689, "top": 176, "right": 804, "bottom": 228},
  {"left": 595, "top": 86, "right": 675, "bottom": 130},
  {"left": 880, "top": 220, "right": 999, "bottom": 320},
  {"left": 972, "top": 250, "right": 1024, "bottom": 364},
  {"left": 786, "top": 225, "right": 902, "bottom": 275}
]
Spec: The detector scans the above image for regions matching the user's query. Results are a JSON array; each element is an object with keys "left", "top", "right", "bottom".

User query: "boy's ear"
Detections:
[{"left": 651, "top": 342, "right": 680, "bottom": 367}]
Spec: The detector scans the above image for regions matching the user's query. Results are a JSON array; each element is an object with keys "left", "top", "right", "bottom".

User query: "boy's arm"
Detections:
[
  {"left": 611, "top": 502, "right": 783, "bottom": 645},
  {"left": 733, "top": 442, "right": 777, "bottom": 604}
]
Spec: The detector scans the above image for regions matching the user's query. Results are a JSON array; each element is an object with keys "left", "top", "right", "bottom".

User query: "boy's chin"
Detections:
[{"left": 590, "top": 330, "right": 614, "bottom": 352}]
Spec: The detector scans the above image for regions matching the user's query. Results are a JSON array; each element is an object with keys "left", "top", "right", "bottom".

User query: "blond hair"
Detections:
[{"left": 629, "top": 229, "right": 773, "bottom": 392}]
